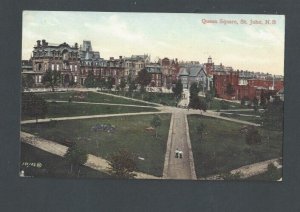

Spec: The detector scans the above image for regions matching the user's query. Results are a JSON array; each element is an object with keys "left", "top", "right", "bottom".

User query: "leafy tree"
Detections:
[
  {"left": 128, "top": 76, "right": 137, "bottom": 93},
  {"left": 96, "top": 77, "right": 106, "bottom": 90},
  {"left": 137, "top": 68, "right": 151, "bottom": 92},
  {"left": 261, "top": 98, "right": 283, "bottom": 130},
  {"left": 108, "top": 149, "right": 136, "bottom": 179},
  {"left": 189, "top": 96, "right": 207, "bottom": 111},
  {"left": 252, "top": 97, "right": 259, "bottom": 112},
  {"left": 119, "top": 77, "right": 126, "bottom": 92},
  {"left": 226, "top": 83, "right": 235, "bottom": 96},
  {"left": 22, "top": 93, "right": 47, "bottom": 123},
  {"left": 245, "top": 126, "right": 261, "bottom": 145},
  {"left": 42, "top": 69, "right": 61, "bottom": 92},
  {"left": 172, "top": 79, "right": 183, "bottom": 99},
  {"left": 22, "top": 74, "right": 34, "bottom": 91},
  {"left": 189, "top": 82, "right": 200, "bottom": 99},
  {"left": 84, "top": 71, "right": 96, "bottom": 88},
  {"left": 64, "top": 143, "right": 88, "bottom": 176},
  {"left": 106, "top": 76, "right": 114, "bottom": 90},
  {"left": 151, "top": 115, "right": 162, "bottom": 138},
  {"left": 205, "top": 91, "right": 214, "bottom": 109}
]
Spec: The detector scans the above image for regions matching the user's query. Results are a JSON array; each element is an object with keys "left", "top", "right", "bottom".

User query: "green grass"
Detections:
[
  {"left": 20, "top": 143, "right": 110, "bottom": 178},
  {"left": 188, "top": 114, "right": 283, "bottom": 178},
  {"left": 200, "top": 96, "right": 244, "bottom": 110},
  {"left": 21, "top": 114, "right": 172, "bottom": 177},
  {"left": 21, "top": 102, "right": 159, "bottom": 120},
  {"left": 220, "top": 112, "right": 262, "bottom": 124},
  {"left": 105, "top": 91, "right": 178, "bottom": 106},
  {"left": 36, "top": 91, "right": 156, "bottom": 106}
]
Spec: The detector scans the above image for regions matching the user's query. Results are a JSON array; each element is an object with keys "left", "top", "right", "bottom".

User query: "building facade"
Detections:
[{"left": 30, "top": 39, "right": 81, "bottom": 86}]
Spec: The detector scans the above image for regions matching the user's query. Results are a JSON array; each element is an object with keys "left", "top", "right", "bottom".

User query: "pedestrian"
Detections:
[
  {"left": 175, "top": 148, "right": 179, "bottom": 158},
  {"left": 179, "top": 150, "right": 183, "bottom": 159}
]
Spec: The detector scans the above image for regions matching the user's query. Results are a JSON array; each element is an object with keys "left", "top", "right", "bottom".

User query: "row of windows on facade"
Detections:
[
  {"left": 35, "top": 64, "right": 78, "bottom": 72},
  {"left": 33, "top": 51, "right": 79, "bottom": 58},
  {"left": 34, "top": 75, "right": 80, "bottom": 83}
]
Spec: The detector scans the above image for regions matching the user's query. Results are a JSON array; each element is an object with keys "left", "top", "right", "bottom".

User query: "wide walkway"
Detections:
[
  {"left": 20, "top": 131, "right": 160, "bottom": 179},
  {"left": 163, "top": 111, "right": 196, "bottom": 180},
  {"left": 21, "top": 111, "right": 166, "bottom": 124}
]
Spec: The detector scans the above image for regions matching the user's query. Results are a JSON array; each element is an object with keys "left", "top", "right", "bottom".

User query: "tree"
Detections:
[
  {"left": 189, "top": 96, "right": 207, "bottom": 111},
  {"left": 261, "top": 98, "right": 283, "bottom": 130},
  {"left": 205, "top": 91, "right": 214, "bottom": 109},
  {"left": 42, "top": 69, "right": 61, "bottom": 92},
  {"left": 172, "top": 79, "right": 183, "bottom": 99},
  {"left": 226, "top": 83, "right": 235, "bottom": 96},
  {"left": 119, "top": 77, "right": 126, "bottom": 93},
  {"left": 106, "top": 76, "right": 114, "bottom": 90},
  {"left": 252, "top": 97, "right": 259, "bottom": 112},
  {"left": 128, "top": 76, "right": 137, "bottom": 93},
  {"left": 64, "top": 143, "right": 88, "bottom": 177},
  {"left": 108, "top": 149, "right": 136, "bottom": 179},
  {"left": 22, "top": 93, "right": 48, "bottom": 123},
  {"left": 22, "top": 74, "right": 34, "bottom": 91},
  {"left": 151, "top": 115, "right": 162, "bottom": 138},
  {"left": 245, "top": 126, "right": 261, "bottom": 145},
  {"left": 189, "top": 82, "right": 200, "bottom": 99},
  {"left": 84, "top": 71, "right": 96, "bottom": 88},
  {"left": 96, "top": 77, "right": 106, "bottom": 90},
  {"left": 137, "top": 68, "right": 151, "bottom": 92}
]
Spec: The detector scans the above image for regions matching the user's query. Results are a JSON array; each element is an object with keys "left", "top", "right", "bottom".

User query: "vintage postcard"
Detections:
[{"left": 20, "top": 11, "right": 284, "bottom": 180}]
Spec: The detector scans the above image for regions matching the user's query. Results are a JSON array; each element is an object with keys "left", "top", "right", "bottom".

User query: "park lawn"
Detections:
[
  {"left": 199, "top": 96, "right": 244, "bottom": 110},
  {"left": 220, "top": 113, "right": 262, "bottom": 124},
  {"left": 36, "top": 91, "right": 156, "bottom": 106},
  {"left": 20, "top": 143, "right": 110, "bottom": 178},
  {"left": 187, "top": 114, "right": 283, "bottom": 178},
  {"left": 21, "top": 114, "right": 172, "bottom": 177},
  {"left": 21, "top": 102, "right": 159, "bottom": 120},
  {"left": 105, "top": 91, "right": 178, "bottom": 106}
]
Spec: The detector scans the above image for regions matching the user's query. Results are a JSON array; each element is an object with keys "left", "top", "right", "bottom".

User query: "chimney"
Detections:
[
  {"left": 119, "top": 56, "right": 122, "bottom": 59},
  {"left": 37, "top": 40, "right": 41, "bottom": 47},
  {"left": 42, "top": 39, "right": 46, "bottom": 46},
  {"left": 75, "top": 43, "right": 78, "bottom": 48},
  {"left": 110, "top": 57, "right": 114, "bottom": 60}
]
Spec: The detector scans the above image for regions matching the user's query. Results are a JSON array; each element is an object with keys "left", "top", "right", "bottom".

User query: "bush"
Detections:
[
  {"left": 245, "top": 126, "right": 261, "bottom": 145},
  {"left": 220, "top": 100, "right": 229, "bottom": 110}
]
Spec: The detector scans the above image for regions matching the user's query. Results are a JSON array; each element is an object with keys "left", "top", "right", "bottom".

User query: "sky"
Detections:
[{"left": 22, "top": 11, "right": 285, "bottom": 75}]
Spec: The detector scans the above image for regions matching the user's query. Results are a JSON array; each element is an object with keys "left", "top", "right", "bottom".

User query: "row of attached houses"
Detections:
[
  {"left": 22, "top": 40, "right": 152, "bottom": 87},
  {"left": 22, "top": 40, "right": 186, "bottom": 88}
]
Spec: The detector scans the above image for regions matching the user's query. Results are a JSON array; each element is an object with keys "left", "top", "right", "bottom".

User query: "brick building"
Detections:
[{"left": 30, "top": 39, "right": 81, "bottom": 86}]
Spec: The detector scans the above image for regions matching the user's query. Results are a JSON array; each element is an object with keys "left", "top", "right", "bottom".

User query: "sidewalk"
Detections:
[
  {"left": 199, "top": 158, "right": 282, "bottom": 180},
  {"left": 21, "top": 111, "right": 166, "bottom": 124},
  {"left": 46, "top": 100, "right": 158, "bottom": 109}
]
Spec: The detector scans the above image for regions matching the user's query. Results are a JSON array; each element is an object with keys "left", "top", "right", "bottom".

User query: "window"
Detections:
[
  {"left": 75, "top": 65, "right": 77, "bottom": 71},
  {"left": 74, "top": 76, "right": 78, "bottom": 82},
  {"left": 57, "top": 64, "right": 60, "bottom": 71},
  {"left": 38, "top": 75, "right": 42, "bottom": 83},
  {"left": 70, "top": 65, "right": 73, "bottom": 72},
  {"left": 51, "top": 64, "right": 54, "bottom": 71}
]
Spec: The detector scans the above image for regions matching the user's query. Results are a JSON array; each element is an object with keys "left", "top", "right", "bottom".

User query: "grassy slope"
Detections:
[
  {"left": 36, "top": 91, "right": 156, "bottom": 106},
  {"left": 22, "top": 102, "right": 159, "bottom": 120},
  {"left": 20, "top": 143, "right": 110, "bottom": 178},
  {"left": 188, "top": 114, "right": 282, "bottom": 177},
  {"left": 21, "top": 114, "right": 171, "bottom": 177}
]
